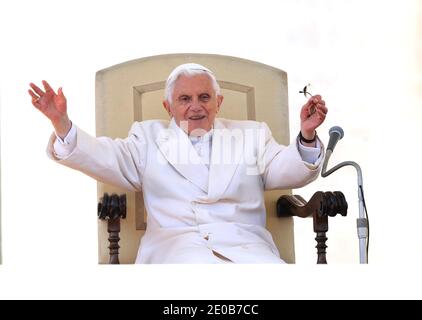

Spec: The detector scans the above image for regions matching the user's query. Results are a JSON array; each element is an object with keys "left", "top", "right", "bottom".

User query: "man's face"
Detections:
[{"left": 163, "top": 74, "right": 223, "bottom": 135}]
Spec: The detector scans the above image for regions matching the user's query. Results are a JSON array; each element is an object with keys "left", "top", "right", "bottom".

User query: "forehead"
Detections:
[{"left": 172, "top": 74, "right": 215, "bottom": 95}]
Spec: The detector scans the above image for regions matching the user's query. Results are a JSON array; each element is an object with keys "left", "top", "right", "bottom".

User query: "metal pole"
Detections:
[{"left": 322, "top": 151, "right": 368, "bottom": 264}]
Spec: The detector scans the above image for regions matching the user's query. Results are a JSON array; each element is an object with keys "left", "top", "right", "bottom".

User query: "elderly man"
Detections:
[{"left": 28, "top": 63, "right": 328, "bottom": 264}]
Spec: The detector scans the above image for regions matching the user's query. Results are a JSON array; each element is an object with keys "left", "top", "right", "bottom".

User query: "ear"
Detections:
[
  {"left": 216, "top": 95, "right": 224, "bottom": 113},
  {"left": 163, "top": 100, "right": 172, "bottom": 117}
]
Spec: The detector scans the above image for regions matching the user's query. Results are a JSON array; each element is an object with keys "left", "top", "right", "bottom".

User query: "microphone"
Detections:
[{"left": 327, "top": 126, "right": 344, "bottom": 152}]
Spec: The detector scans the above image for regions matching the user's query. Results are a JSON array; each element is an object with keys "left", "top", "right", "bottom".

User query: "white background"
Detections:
[{"left": 0, "top": 0, "right": 421, "bottom": 299}]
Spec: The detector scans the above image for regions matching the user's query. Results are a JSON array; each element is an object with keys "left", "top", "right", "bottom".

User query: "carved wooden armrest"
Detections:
[
  {"left": 98, "top": 193, "right": 127, "bottom": 264},
  {"left": 277, "top": 191, "right": 348, "bottom": 264}
]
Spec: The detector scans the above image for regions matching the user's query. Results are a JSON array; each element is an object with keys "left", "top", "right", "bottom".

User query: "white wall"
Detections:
[{"left": 0, "top": 0, "right": 421, "bottom": 299}]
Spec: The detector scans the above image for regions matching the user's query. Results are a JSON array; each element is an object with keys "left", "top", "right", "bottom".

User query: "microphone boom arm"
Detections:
[{"left": 322, "top": 150, "right": 363, "bottom": 186}]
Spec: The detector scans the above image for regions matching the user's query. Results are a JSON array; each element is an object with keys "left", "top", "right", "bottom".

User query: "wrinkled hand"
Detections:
[
  {"left": 28, "top": 80, "right": 71, "bottom": 138},
  {"left": 300, "top": 95, "right": 328, "bottom": 139}
]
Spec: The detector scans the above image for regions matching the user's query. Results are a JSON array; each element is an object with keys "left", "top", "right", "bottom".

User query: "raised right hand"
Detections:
[{"left": 29, "top": 80, "right": 71, "bottom": 139}]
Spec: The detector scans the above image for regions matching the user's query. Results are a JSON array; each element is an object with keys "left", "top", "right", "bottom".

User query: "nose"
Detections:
[{"left": 189, "top": 98, "right": 203, "bottom": 112}]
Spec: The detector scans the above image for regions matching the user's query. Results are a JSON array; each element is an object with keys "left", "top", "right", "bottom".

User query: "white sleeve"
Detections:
[
  {"left": 260, "top": 122, "right": 324, "bottom": 190},
  {"left": 53, "top": 124, "right": 77, "bottom": 159},
  {"left": 46, "top": 122, "right": 147, "bottom": 192},
  {"left": 297, "top": 138, "right": 322, "bottom": 165}
]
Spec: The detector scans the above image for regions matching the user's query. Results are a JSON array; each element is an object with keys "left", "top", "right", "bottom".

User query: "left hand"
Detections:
[{"left": 300, "top": 95, "right": 328, "bottom": 139}]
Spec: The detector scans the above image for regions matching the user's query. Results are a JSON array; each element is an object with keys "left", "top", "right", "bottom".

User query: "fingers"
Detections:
[
  {"left": 58, "top": 87, "right": 65, "bottom": 99},
  {"left": 317, "top": 103, "right": 328, "bottom": 115},
  {"left": 316, "top": 108, "right": 327, "bottom": 120},
  {"left": 28, "top": 89, "right": 42, "bottom": 109},
  {"left": 301, "top": 94, "right": 328, "bottom": 124},
  {"left": 313, "top": 103, "right": 327, "bottom": 122},
  {"left": 307, "top": 95, "right": 327, "bottom": 114},
  {"left": 303, "top": 95, "right": 323, "bottom": 109},
  {"left": 315, "top": 110, "right": 327, "bottom": 125},
  {"left": 29, "top": 81, "right": 63, "bottom": 106},
  {"left": 42, "top": 80, "right": 56, "bottom": 94},
  {"left": 308, "top": 95, "right": 321, "bottom": 104},
  {"left": 29, "top": 82, "right": 45, "bottom": 97},
  {"left": 310, "top": 95, "right": 325, "bottom": 108},
  {"left": 28, "top": 89, "right": 39, "bottom": 100}
]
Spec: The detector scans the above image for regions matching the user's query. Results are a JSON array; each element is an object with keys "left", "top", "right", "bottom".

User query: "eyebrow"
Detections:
[{"left": 177, "top": 92, "right": 211, "bottom": 97}]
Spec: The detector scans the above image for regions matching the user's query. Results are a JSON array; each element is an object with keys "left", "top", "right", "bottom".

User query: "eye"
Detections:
[
  {"left": 199, "top": 94, "right": 210, "bottom": 102},
  {"left": 179, "top": 95, "right": 191, "bottom": 103}
]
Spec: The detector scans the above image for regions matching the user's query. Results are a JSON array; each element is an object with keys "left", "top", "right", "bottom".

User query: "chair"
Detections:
[{"left": 95, "top": 54, "right": 347, "bottom": 264}]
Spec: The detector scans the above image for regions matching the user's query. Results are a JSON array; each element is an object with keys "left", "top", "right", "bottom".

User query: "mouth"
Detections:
[{"left": 188, "top": 115, "right": 206, "bottom": 121}]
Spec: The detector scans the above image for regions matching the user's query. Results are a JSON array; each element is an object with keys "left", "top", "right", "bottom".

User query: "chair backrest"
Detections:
[{"left": 96, "top": 54, "right": 295, "bottom": 263}]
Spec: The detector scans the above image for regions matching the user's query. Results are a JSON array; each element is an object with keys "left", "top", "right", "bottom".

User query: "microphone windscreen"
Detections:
[
  {"left": 329, "top": 126, "right": 344, "bottom": 139},
  {"left": 327, "top": 126, "right": 344, "bottom": 151}
]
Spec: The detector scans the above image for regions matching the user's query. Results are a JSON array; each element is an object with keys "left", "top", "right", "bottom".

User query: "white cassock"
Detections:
[{"left": 47, "top": 118, "right": 324, "bottom": 264}]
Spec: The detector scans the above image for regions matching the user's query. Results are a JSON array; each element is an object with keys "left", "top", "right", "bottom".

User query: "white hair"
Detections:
[{"left": 164, "top": 63, "right": 221, "bottom": 104}]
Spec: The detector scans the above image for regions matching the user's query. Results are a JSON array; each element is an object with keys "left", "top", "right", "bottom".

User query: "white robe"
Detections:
[{"left": 47, "top": 118, "right": 323, "bottom": 263}]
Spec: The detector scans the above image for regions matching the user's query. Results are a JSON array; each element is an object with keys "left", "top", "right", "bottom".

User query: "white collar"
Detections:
[
  {"left": 189, "top": 128, "right": 213, "bottom": 144},
  {"left": 169, "top": 118, "right": 214, "bottom": 143}
]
